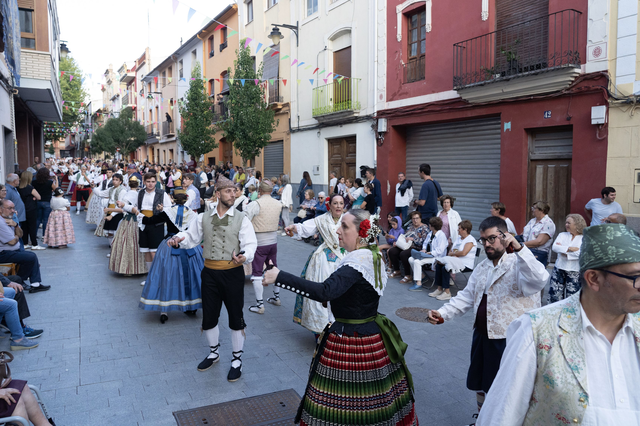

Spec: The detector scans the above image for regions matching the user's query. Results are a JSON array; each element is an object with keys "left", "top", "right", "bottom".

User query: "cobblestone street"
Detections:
[{"left": 9, "top": 213, "right": 482, "bottom": 426}]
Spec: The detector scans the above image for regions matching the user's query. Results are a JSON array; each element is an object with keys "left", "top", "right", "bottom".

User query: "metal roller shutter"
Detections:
[
  {"left": 406, "top": 117, "right": 501, "bottom": 236},
  {"left": 263, "top": 140, "right": 284, "bottom": 180}
]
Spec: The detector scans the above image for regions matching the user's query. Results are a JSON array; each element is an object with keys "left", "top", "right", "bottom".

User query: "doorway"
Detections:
[
  {"left": 527, "top": 127, "right": 572, "bottom": 240},
  {"left": 328, "top": 137, "right": 356, "bottom": 183},
  {"left": 333, "top": 47, "right": 352, "bottom": 107}
]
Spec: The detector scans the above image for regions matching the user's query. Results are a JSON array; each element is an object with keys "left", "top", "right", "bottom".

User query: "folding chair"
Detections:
[
  {"left": 0, "top": 385, "right": 54, "bottom": 426},
  {"left": 451, "top": 247, "right": 482, "bottom": 291}
]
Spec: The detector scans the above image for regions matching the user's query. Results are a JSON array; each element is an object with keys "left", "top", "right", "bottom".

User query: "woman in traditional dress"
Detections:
[
  {"left": 86, "top": 167, "right": 112, "bottom": 225},
  {"left": 94, "top": 174, "right": 127, "bottom": 244},
  {"left": 43, "top": 188, "right": 75, "bottom": 248},
  {"left": 283, "top": 194, "right": 345, "bottom": 338},
  {"left": 264, "top": 210, "right": 418, "bottom": 426},
  {"left": 108, "top": 176, "right": 147, "bottom": 276},
  {"left": 139, "top": 190, "right": 203, "bottom": 323}
]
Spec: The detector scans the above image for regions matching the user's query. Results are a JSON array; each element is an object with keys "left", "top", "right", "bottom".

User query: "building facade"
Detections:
[
  {"left": 288, "top": 0, "right": 378, "bottom": 199},
  {"left": 376, "top": 0, "right": 604, "bottom": 235}
]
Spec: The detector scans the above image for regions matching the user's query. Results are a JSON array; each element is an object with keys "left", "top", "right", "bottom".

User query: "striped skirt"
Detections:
[
  {"left": 299, "top": 332, "right": 418, "bottom": 426},
  {"left": 109, "top": 215, "right": 147, "bottom": 275}
]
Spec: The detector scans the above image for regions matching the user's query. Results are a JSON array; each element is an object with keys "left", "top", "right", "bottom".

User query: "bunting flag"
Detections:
[
  {"left": 254, "top": 79, "right": 259, "bottom": 85},
  {"left": 187, "top": 7, "right": 196, "bottom": 21},
  {"left": 264, "top": 46, "right": 271, "bottom": 54},
  {"left": 297, "top": 62, "right": 305, "bottom": 67},
  {"left": 305, "top": 65, "right": 313, "bottom": 70},
  {"left": 240, "top": 79, "right": 245, "bottom": 86},
  {"left": 319, "top": 70, "right": 325, "bottom": 74},
  {"left": 309, "top": 79, "right": 314, "bottom": 84},
  {"left": 244, "top": 38, "right": 252, "bottom": 48},
  {"left": 228, "top": 30, "right": 238, "bottom": 37},
  {"left": 326, "top": 72, "right": 333, "bottom": 78},
  {"left": 283, "top": 80, "right": 287, "bottom": 86},
  {"left": 296, "top": 79, "right": 301, "bottom": 85},
  {"left": 313, "top": 68, "right": 319, "bottom": 74},
  {"left": 281, "top": 55, "right": 289, "bottom": 60},
  {"left": 214, "top": 24, "right": 225, "bottom": 31},
  {"left": 291, "top": 59, "right": 298, "bottom": 66},
  {"left": 269, "top": 79, "right": 274, "bottom": 85},
  {"left": 69, "top": 75, "right": 74, "bottom": 82},
  {"left": 271, "top": 51, "right": 279, "bottom": 57},
  {"left": 172, "top": 0, "right": 179, "bottom": 14},
  {"left": 255, "top": 43, "right": 263, "bottom": 54}
]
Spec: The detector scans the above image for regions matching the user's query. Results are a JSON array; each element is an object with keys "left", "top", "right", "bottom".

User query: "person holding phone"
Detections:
[{"left": 169, "top": 176, "right": 257, "bottom": 382}]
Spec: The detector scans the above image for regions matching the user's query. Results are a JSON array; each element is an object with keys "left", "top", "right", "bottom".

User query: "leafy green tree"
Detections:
[
  {"left": 177, "top": 61, "right": 216, "bottom": 160},
  {"left": 217, "top": 40, "right": 277, "bottom": 165},
  {"left": 59, "top": 56, "right": 89, "bottom": 124},
  {"left": 91, "top": 107, "right": 146, "bottom": 155}
]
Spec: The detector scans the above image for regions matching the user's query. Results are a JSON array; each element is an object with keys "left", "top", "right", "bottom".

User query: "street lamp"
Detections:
[
  {"left": 268, "top": 22, "right": 299, "bottom": 47},
  {"left": 60, "top": 41, "right": 70, "bottom": 59}
]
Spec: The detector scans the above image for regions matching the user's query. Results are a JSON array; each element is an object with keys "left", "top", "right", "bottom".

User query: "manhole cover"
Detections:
[
  {"left": 174, "top": 389, "right": 301, "bottom": 426},
  {"left": 395, "top": 307, "right": 432, "bottom": 323}
]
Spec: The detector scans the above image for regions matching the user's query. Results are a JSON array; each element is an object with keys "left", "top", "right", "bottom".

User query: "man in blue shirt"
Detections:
[
  {"left": 365, "top": 168, "right": 382, "bottom": 214},
  {"left": 4, "top": 174, "right": 25, "bottom": 224},
  {"left": 416, "top": 163, "right": 442, "bottom": 221}
]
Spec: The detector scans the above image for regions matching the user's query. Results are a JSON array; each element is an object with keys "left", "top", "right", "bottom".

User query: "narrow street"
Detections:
[{"left": 7, "top": 212, "right": 480, "bottom": 425}]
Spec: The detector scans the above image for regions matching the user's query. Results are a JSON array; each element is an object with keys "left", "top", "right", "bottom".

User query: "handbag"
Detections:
[
  {"left": 0, "top": 351, "right": 13, "bottom": 388},
  {"left": 297, "top": 209, "right": 308, "bottom": 219},
  {"left": 396, "top": 234, "right": 412, "bottom": 250}
]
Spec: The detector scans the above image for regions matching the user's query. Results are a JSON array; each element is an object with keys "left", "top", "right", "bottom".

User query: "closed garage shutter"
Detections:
[
  {"left": 406, "top": 117, "right": 501, "bottom": 235},
  {"left": 263, "top": 140, "right": 284, "bottom": 179}
]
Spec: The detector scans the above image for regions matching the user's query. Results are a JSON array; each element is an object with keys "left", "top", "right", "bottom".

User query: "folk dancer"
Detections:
[
  {"left": 169, "top": 176, "right": 257, "bottom": 382},
  {"left": 284, "top": 194, "right": 345, "bottom": 338},
  {"left": 94, "top": 174, "right": 127, "bottom": 247},
  {"left": 86, "top": 167, "right": 113, "bottom": 225},
  {"left": 428, "top": 216, "right": 548, "bottom": 422},
  {"left": 245, "top": 179, "right": 283, "bottom": 313},
  {"left": 139, "top": 189, "right": 203, "bottom": 323}
]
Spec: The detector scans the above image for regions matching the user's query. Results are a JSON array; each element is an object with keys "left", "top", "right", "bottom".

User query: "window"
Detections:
[
  {"left": 220, "top": 71, "right": 229, "bottom": 93},
  {"left": 268, "top": 0, "right": 278, "bottom": 8},
  {"left": 220, "top": 28, "right": 228, "bottom": 52},
  {"left": 307, "top": 0, "right": 318, "bottom": 16},
  {"left": 167, "top": 66, "right": 172, "bottom": 81},
  {"left": 162, "top": 71, "right": 166, "bottom": 87},
  {"left": 405, "top": 9, "right": 426, "bottom": 83},
  {"left": 246, "top": 0, "right": 254, "bottom": 23},
  {"left": 208, "top": 36, "right": 214, "bottom": 57},
  {"left": 19, "top": 9, "right": 35, "bottom": 49},
  {"left": 209, "top": 79, "right": 215, "bottom": 96},
  {"left": 179, "top": 60, "right": 183, "bottom": 78},
  {"left": 263, "top": 45, "right": 280, "bottom": 104},
  {"left": 191, "top": 50, "right": 197, "bottom": 65}
]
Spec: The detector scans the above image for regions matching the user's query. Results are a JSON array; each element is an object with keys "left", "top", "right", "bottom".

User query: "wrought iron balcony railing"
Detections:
[
  {"left": 312, "top": 78, "right": 361, "bottom": 117},
  {"left": 212, "top": 103, "right": 229, "bottom": 123},
  {"left": 162, "top": 120, "right": 175, "bottom": 137},
  {"left": 453, "top": 9, "right": 582, "bottom": 89},
  {"left": 404, "top": 56, "right": 425, "bottom": 84},
  {"left": 145, "top": 124, "right": 157, "bottom": 138}
]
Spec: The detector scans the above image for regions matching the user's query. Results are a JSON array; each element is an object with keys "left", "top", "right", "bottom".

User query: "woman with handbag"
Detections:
[
  {"left": 388, "top": 211, "right": 430, "bottom": 282},
  {"left": 0, "top": 361, "right": 52, "bottom": 426}
]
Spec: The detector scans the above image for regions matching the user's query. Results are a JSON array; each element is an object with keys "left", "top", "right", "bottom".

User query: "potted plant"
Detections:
[{"left": 500, "top": 40, "right": 520, "bottom": 75}]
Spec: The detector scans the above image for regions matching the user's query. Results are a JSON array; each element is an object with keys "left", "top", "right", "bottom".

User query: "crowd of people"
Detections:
[{"left": 0, "top": 153, "right": 638, "bottom": 426}]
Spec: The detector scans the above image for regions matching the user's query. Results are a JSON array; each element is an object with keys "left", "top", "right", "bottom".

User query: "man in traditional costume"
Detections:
[
  {"left": 428, "top": 215, "right": 549, "bottom": 423},
  {"left": 169, "top": 176, "right": 256, "bottom": 382},
  {"left": 245, "top": 179, "right": 283, "bottom": 313},
  {"left": 477, "top": 223, "right": 640, "bottom": 425}
]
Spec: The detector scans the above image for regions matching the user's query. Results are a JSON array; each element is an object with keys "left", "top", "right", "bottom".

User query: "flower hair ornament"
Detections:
[{"left": 359, "top": 214, "right": 382, "bottom": 246}]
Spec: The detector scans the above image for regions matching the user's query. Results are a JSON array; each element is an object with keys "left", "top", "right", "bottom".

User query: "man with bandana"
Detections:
[
  {"left": 169, "top": 176, "right": 257, "bottom": 382},
  {"left": 478, "top": 223, "right": 640, "bottom": 425}
]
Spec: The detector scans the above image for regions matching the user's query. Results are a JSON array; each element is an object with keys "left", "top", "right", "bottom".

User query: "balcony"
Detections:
[
  {"left": 18, "top": 50, "right": 63, "bottom": 121},
  {"left": 212, "top": 103, "right": 229, "bottom": 123},
  {"left": 162, "top": 120, "right": 175, "bottom": 138},
  {"left": 122, "top": 94, "right": 129, "bottom": 107},
  {"left": 404, "top": 56, "right": 425, "bottom": 84},
  {"left": 220, "top": 41, "right": 228, "bottom": 52},
  {"left": 312, "top": 78, "right": 361, "bottom": 122},
  {"left": 146, "top": 124, "right": 158, "bottom": 139},
  {"left": 453, "top": 9, "right": 582, "bottom": 103}
]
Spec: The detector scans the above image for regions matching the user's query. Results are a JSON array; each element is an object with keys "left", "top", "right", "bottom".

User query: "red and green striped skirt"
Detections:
[{"left": 298, "top": 332, "right": 418, "bottom": 426}]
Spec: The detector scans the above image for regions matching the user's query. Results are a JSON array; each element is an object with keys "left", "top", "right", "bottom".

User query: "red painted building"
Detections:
[{"left": 377, "top": 0, "right": 607, "bottom": 234}]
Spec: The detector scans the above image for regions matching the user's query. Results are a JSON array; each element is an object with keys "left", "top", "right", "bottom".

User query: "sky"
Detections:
[{"left": 57, "top": 0, "right": 235, "bottom": 109}]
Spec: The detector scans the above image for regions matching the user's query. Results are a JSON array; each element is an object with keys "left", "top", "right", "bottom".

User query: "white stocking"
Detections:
[
  {"left": 230, "top": 329, "right": 245, "bottom": 368},
  {"left": 204, "top": 326, "right": 219, "bottom": 359},
  {"left": 251, "top": 276, "right": 264, "bottom": 303}
]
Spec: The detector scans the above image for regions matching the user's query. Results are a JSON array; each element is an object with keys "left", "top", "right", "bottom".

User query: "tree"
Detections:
[
  {"left": 59, "top": 56, "right": 89, "bottom": 124},
  {"left": 177, "top": 61, "right": 216, "bottom": 160},
  {"left": 217, "top": 40, "right": 278, "bottom": 165},
  {"left": 91, "top": 107, "right": 146, "bottom": 156}
]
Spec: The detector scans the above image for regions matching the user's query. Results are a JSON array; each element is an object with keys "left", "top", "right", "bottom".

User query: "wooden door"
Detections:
[
  {"left": 527, "top": 159, "right": 571, "bottom": 238},
  {"left": 328, "top": 137, "right": 357, "bottom": 183},
  {"left": 221, "top": 139, "right": 233, "bottom": 164},
  {"left": 333, "top": 47, "right": 352, "bottom": 105}
]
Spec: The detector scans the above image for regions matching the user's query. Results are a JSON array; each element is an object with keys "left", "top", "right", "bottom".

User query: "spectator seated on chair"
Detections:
[
  {"left": 0, "top": 200, "right": 50, "bottom": 294},
  {"left": 429, "top": 220, "right": 478, "bottom": 301},
  {"left": 293, "top": 189, "right": 318, "bottom": 224},
  {"left": 0, "top": 286, "right": 39, "bottom": 350},
  {"left": 0, "top": 275, "right": 43, "bottom": 339},
  {"left": 407, "top": 216, "right": 448, "bottom": 291},
  {"left": 0, "top": 383, "right": 52, "bottom": 425},
  {"left": 388, "top": 211, "right": 429, "bottom": 281},
  {"left": 378, "top": 213, "right": 404, "bottom": 270}
]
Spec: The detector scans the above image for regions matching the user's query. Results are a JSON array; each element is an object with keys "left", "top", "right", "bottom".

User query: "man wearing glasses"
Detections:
[
  {"left": 0, "top": 200, "right": 50, "bottom": 293},
  {"left": 478, "top": 223, "right": 640, "bottom": 425},
  {"left": 427, "top": 216, "right": 548, "bottom": 421}
]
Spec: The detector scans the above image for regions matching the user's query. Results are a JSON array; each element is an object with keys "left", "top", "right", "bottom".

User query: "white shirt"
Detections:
[
  {"left": 551, "top": 232, "right": 583, "bottom": 272},
  {"left": 245, "top": 197, "right": 278, "bottom": 246},
  {"left": 50, "top": 196, "right": 70, "bottom": 211},
  {"left": 107, "top": 186, "right": 128, "bottom": 218},
  {"left": 585, "top": 198, "right": 623, "bottom": 226},
  {"left": 198, "top": 172, "right": 208, "bottom": 188},
  {"left": 395, "top": 182, "right": 414, "bottom": 208},
  {"left": 477, "top": 303, "right": 640, "bottom": 426},
  {"left": 122, "top": 189, "right": 172, "bottom": 213},
  {"left": 451, "top": 234, "right": 478, "bottom": 270},
  {"left": 422, "top": 229, "right": 448, "bottom": 257},
  {"left": 186, "top": 188, "right": 198, "bottom": 209},
  {"left": 176, "top": 207, "right": 257, "bottom": 263},
  {"left": 74, "top": 171, "right": 92, "bottom": 186},
  {"left": 329, "top": 177, "right": 337, "bottom": 191},
  {"left": 280, "top": 184, "right": 293, "bottom": 207},
  {"left": 504, "top": 217, "right": 517, "bottom": 235},
  {"left": 523, "top": 215, "right": 556, "bottom": 254}
]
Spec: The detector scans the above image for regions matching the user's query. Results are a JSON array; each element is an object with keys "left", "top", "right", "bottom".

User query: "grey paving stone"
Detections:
[{"left": 12, "top": 212, "right": 491, "bottom": 425}]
